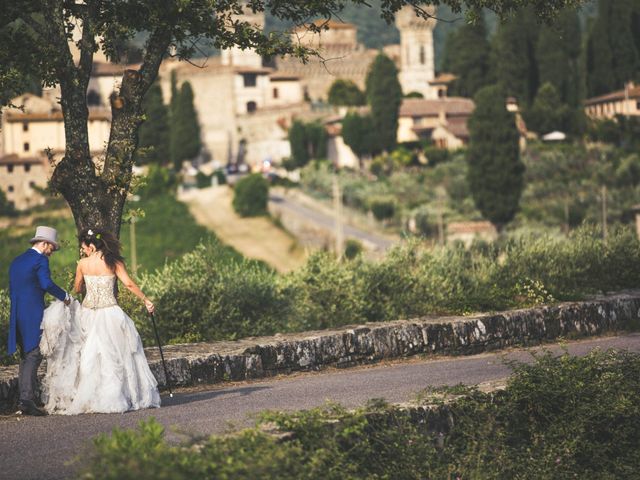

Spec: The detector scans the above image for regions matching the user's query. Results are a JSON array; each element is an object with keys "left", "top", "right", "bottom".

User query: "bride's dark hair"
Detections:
[{"left": 79, "top": 229, "right": 125, "bottom": 271}]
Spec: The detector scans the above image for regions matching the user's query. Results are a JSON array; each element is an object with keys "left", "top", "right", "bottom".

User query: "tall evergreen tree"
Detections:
[
  {"left": 365, "top": 53, "right": 402, "bottom": 154},
  {"left": 536, "top": 9, "right": 581, "bottom": 107},
  {"left": 442, "top": 13, "right": 492, "bottom": 98},
  {"left": 342, "top": 112, "right": 375, "bottom": 167},
  {"left": 288, "top": 120, "right": 308, "bottom": 168},
  {"left": 135, "top": 82, "right": 170, "bottom": 165},
  {"left": 525, "top": 82, "right": 572, "bottom": 134},
  {"left": 492, "top": 8, "right": 539, "bottom": 107},
  {"left": 467, "top": 85, "right": 524, "bottom": 231},
  {"left": 169, "top": 70, "right": 181, "bottom": 169},
  {"left": 171, "top": 81, "right": 201, "bottom": 170},
  {"left": 587, "top": 0, "right": 640, "bottom": 96},
  {"left": 609, "top": 0, "right": 640, "bottom": 87}
]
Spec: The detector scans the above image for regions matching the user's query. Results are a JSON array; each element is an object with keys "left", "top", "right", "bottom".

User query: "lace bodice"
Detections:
[{"left": 83, "top": 275, "right": 117, "bottom": 309}]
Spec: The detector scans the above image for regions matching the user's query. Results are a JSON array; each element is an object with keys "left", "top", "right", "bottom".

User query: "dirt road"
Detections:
[{"left": 179, "top": 186, "right": 307, "bottom": 273}]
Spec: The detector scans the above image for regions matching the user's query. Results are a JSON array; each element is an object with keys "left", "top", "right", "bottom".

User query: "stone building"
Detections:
[
  {"left": 395, "top": 5, "right": 438, "bottom": 99},
  {"left": 0, "top": 93, "right": 111, "bottom": 210},
  {"left": 397, "top": 97, "right": 475, "bottom": 149},
  {"left": 584, "top": 82, "right": 640, "bottom": 119}
]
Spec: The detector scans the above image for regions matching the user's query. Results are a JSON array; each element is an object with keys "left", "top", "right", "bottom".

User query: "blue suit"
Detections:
[{"left": 8, "top": 249, "right": 67, "bottom": 355}]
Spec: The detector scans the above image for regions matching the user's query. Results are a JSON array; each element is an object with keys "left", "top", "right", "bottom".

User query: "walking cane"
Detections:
[{"left": 149, "top": 312, "right": 173, "bottom": 397}]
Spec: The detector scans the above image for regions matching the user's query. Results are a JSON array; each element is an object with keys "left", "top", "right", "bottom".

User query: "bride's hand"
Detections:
[{"left": 144, "top": 298, "right": 155, "bottom": 314}]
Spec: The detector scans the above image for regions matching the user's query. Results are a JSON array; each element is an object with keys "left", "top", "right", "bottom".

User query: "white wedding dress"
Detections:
[{"left": 40, "top": 275, "right": 161, "bottom": 414}]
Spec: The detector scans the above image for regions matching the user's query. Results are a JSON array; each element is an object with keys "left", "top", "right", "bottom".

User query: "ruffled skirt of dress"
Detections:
[{"left": 41, "top": 300, "right": 161, "bottom": 415}]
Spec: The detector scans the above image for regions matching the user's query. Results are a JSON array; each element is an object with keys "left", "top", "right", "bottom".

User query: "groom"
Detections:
[{"left": 8, "top": 226, "right": 70, "bottom": 416}]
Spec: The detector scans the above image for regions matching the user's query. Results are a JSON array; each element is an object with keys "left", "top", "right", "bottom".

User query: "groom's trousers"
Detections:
[{"left": 18, "top": 346, "right": 43, "bottom": 403}]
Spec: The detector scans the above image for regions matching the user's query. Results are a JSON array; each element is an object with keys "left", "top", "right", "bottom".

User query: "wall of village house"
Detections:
[{"left": 0, "top": 162, "right": 48, "bottom": 210}]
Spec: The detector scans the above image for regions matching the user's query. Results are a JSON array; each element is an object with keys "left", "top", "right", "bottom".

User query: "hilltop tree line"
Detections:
[
  {"left": 136, "top": 71, "right": 201, "bottom": 170},
  {"left": 442, "top": 0, "right": 640, "bottom": 135}
]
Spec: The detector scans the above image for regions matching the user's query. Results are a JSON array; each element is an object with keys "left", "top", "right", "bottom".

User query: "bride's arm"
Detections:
[
  {"left": 74, "top": 261, "right": 85, "bottom": 295},
  {"left": 114, "top": 261, "right": 155, "bottom": 313}
]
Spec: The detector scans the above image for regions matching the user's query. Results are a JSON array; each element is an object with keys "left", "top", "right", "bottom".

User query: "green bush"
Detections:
[
  {"left": 343, "top": 239, "right": 363, "bottom": 260},
  {"left": 233, "top": 173, "right": 269, "bottom": 217},
  {"left": 139, "top": 165, "right": 177, "bottom": 199},
  {"left": 195, "top": 171, "right": 212, "bottom": 188},
  {"left": 82, "top": 350, "right": 640, "bottom": 479},
  {"left": 0, "top": 290, "right": 18, "bottom": 365},
  {"left": 370, "top": 196, "right": 396, "bottom": 221}
]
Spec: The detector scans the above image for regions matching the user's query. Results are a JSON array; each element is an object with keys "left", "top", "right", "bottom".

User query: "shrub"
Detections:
[
  {"left": 0, "top": 290, "right": 18, "bottom": 365},
  {"left": 370, "top": 197, "right": 396, "bottom": 221},
  {"left": 195, "top": 171, "right": 212, "bottom": 188},
  {"left": 233, "top": 174, "right": 269, "bottom": 217},
  {"left": 343, "top": 239, "right": 363, "bottom": 260},
  {"left": 82, "top": 350, "right": 640, "bottom": 479},
  {"left": 139, "top": 165, "right": 178, "bottom": 199}
]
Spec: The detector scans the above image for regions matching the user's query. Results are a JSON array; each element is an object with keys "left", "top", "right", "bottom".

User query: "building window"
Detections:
[
  {"left": 636, "top": 100, "right": 640, "bottom": 110},
  {"left": 29, "top": 181, "right": 36, "bottom": 188},
  {"left": 22, "top": 122, "right": 29, "bottom": 132},
  {"left": 246, "top": 101, "right": 257, "bottom": 113},
  {"left": 7, "top": 164, "right": 14, "bottom": 173},
  {"left": 419, "top": 46, "right": 425, "bottom": 65},
  {"left": 273, "top": 88, "right": 279, "bottom": 99},
  {"left": 8, "top": 185, "right": 14, "bottom": 193},
  {"left": 87, "top": 89, "right": 101, "bottom": 106},
  {"left": 243, "top": 73, "right": 257, "bottom": 88},
  {"left": 24, "top": 164, "right": 31, "bottom": 172},
  {"left": 23, "top": 142, "right": 30, "bottom": 152}
]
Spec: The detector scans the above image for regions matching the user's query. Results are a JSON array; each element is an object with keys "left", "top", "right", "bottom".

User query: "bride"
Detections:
[{"left": 41, "top": 229, "right": 161, "bottom": 414}]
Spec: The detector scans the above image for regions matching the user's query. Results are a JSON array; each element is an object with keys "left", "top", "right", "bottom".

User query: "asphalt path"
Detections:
[
  {"left": 269, "top": 194, "right": 396, "bottom": 251},
  {"left": 2, "top": 333, "right": 640, "bottom": 479}
]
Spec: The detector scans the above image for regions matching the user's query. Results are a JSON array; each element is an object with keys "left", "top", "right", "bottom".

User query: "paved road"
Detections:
[
  {"left": 2, "top": 333, "right": 640, "bottom": 479},
  {"left": 269, "top": 193, "right": 397, "bottom": 251}
]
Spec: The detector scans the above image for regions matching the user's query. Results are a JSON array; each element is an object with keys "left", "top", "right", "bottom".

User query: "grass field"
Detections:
[{"left": 0, "top": 193, "right": 240, "bottom": 291}]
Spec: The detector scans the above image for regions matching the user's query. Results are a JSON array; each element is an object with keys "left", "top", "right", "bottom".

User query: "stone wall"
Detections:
[{"left": 1, "top": 292, "right": 639, "bottom": 410}]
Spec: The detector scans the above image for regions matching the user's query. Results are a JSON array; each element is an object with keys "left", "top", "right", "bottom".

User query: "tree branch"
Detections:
[{"left": 77, "top": 0, "right": 98, "bottom": 88}]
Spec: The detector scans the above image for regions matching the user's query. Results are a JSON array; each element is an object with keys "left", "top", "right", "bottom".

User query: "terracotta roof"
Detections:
[
  {"left": 443, "top": 117, "right": 469, "bottom": 139},
  {"left": 399, "top": 97, "right": 475, "bottom": 117},
  {"left": 303, "top": 19, "right": 357, "bottom": 30},
  {"left": 0, "top": 154, "right": 46, "bottom": 166},
  {"left": 91, "top": 61, "right": 141, "bottom": 77},
  {"left": 429, "top": 73, "right": 457, "bottom": 85},
  {"left": 584, "top": 84, "right": 640, "bottom": 106},
  {"left": 5, "top": 108, "right": 111, "bottom": 122},
  {"left": 447, "top": 221, "right": 496, "bottom": 234},
  {"left": 269, "top": 73, "right": 301, "bottom": 81},
  {"left": 234, "top": 66, "right": 274, "bottom": 75}
]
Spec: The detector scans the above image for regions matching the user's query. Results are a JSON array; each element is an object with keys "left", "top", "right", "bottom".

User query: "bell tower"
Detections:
[
  {"left": 220, "top": 6, "right": 265, "bottom": 68},
  {"left": 395, "top": 6, "right": 437, "bottom": 99}
]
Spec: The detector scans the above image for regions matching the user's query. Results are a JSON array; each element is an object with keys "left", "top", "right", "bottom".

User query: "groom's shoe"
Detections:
[{"left": 17, "top": 400, "right": 47, "bottom": 417}]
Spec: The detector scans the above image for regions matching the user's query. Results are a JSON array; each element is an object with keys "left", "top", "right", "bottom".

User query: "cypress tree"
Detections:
[
  {"left": 342, "top": 112, "right": 375, "bottom": 166},
  {"left": 609, "top": 0, "right": 639, "bottom": 87},
  {"left": 365, "top": 53, "right": 402, "bottom": 154},
  {"left": 492, "top": 8, "right": 539, "bottom": 107},
  {"left": 466, "top": 85, "right": 524, "bottom": 231},
  {"left": 136, "top": 82, "right": 170, "bottom": 165},
  {"left": 442, "top": 13, "right": 492, "bottom": 98},
  {"left": 169, "top": 70, "right": 181, "bottom": 169},
  {"left": 288, "top": 120, "right": 309, "bottom": 168},
  {"left": 536, "top": 10, "right": 581, "bottom": 107},
  {"left": 526, "top": 82, "right": 572, "bottom": 134},
  {"left": 171, "top": 81, "right": 201, "bottom": 170}
]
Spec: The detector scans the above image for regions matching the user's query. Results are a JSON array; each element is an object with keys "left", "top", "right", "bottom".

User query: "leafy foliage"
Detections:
[
  {"left": 341, "top": 112, "right": 375, "bottom": 161},
  {"left": 287, "top": 120, "right": 327, "bottom": 168},
  {"left": 327, "top": 79, "right": 365, "bottom": 106},
  {"left": 233, "top": 173, "right": 269, "bottom": 217},
  {"left": 82, "top": 350, "right": 640, "bottom": 479}
]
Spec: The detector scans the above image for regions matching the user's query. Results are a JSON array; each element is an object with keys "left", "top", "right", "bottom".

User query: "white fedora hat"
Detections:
[{"left": 30, "top": 226, "right": 60, "bottom": 251}]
